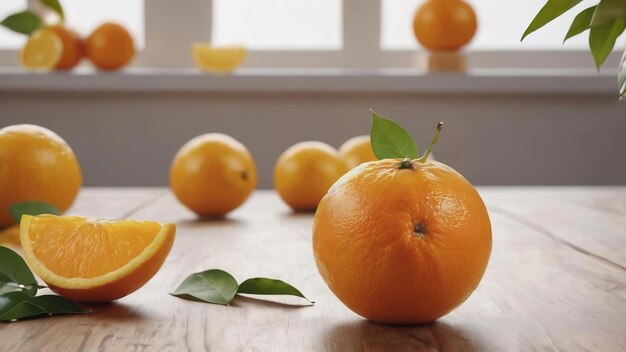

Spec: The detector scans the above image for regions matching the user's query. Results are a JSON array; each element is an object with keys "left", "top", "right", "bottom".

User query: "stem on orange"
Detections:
[{"left": 416, "top": 122, "right": 443, "bottom": 163}]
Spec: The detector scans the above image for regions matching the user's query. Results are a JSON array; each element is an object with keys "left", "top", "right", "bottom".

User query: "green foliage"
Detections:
[
  {"left": 9, "top": 201, "right": 61, "bottom": 224},
  {"left": 523, "top": 0, "right": 626, "bottom": 100},
  {"left": 369, "top": 109, "right": 419, "bottom": 160},
  {"left": 0, "top": 11, "right": 42, "bottom": 35},
  {"left": 39, "top": 0, "right": 65, "bottom": 20},
  {"left": 0, "top": 246, "right": 87, "bottom": 322},
  {"left": 171, "top": 269, "right": 313, "bottom": 306}
]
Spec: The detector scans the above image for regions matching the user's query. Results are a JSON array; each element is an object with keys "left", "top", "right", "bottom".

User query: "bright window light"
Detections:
[
  {"left": 381, "top": 0, "right": 591, "bottom": 50},
  {"left": 62, "top": 0, "right": 144, "bottom": 48},
  {"left": 0, "top": 0, "right": 144, "bottom": 49},
  {"left": 212, "top": 0, "right": 342, "bottom": 50}
]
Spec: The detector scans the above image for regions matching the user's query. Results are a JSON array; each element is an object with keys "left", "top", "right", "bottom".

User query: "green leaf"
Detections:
[
  {"left": 0, "top": 247, "right": 39, "bottom": 296},
  {"left": 589, "top": 18, "right": 626, "bottom": 69},
  {"left": 522, "top": 0, "right": 583, "bottom": 40},
  {"left": 617, "top": 50, "right": 626, "bottom": 100},
  {"left": 39, "top": 0, "right": 65, "bottom": 20},
  {"left": 9, "top": 201, "right": 61, "bottom": 224},
  {"left": 591, "top": 0, "right": 626, "bottom": 26},
  {"left": 238, "top": 278, "right": 314, "bottom": 304},
  {"left": 0, "top": 11, "right": 42, "bottom": 35},
  {"left": 0, "top": 292, "right": 86, "bottom": 322},
  {"left": 564, "top": 6, "right": 597, "bottom": 42},
  {"left": 370, "top": 109, "right": 419, "bottom": 160},
  {"left": 170, "top": 269, "right": 239, "bottom": 305}
]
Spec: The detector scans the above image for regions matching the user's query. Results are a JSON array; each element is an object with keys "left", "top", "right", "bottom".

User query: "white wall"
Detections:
[{"left": 1, "top": 88, "right": 625, "bottom": 188}]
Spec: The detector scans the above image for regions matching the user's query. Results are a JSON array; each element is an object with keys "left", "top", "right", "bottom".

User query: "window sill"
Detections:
[{"left": 0, "top": 67, "right": 618, "bottom": 95}]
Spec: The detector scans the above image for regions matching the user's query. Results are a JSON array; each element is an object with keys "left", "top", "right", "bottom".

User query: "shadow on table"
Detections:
[
  {"left": 177, "top": 216, "right": 243, "bottom": 227},
  {"left": 229, "top": 295, "right": 314, "bottom": 309},
  {"left": 81, "top": 302, "right": 146, "bottom": 322},
  {"left": 323, "top": 320, "right": 483, "bottom": 351}
]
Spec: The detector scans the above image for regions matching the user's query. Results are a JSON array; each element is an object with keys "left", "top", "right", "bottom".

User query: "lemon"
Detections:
[
  {"left": 191, "top": 44, "right": 246, "bottom": 74},
  {"left": 20, "top": 28, "right": 63, "bottom": 69}
]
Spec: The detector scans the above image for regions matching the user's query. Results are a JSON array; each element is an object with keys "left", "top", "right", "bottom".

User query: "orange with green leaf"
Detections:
[{"left": 313, "top": 110, "right": 492, "bottom": 324}]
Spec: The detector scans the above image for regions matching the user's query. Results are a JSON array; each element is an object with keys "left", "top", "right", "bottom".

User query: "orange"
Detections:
[
  {"left": 413, "top": 0, "right": 477, "bottom": 51},
  {"left": 313, "top": 159, "right": 492, "bottom": 324},
  {"left": 0, "top": 125, "right": 82, "bottom": 228},
  {"left": 85, "top": 22, "right": 135, "bottom": 70},
  {"left": 339, "top": 135, "right": 377, "bottom": 169},
  {"left": 20, "top": 215, "right": 175, "bottom": 302},
  {"left": 274, "top": 142, "right": 348, "bottom": 210},
  {"left": 20, "top": 28, "right": 62, "bottom": 69},
  {"left": 170, "top": 133, "right": 257, "bottom": 216},
  {"left": 192, "top": 44, "right": 246, "bottom": 74},
  {"left": 49, "top": 24, "right": 83, "bottom": 70}
]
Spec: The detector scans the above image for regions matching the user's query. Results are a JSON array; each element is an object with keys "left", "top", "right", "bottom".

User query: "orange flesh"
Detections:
[{"left": 27, "top": 215, "right": 161, "bottom": 279}]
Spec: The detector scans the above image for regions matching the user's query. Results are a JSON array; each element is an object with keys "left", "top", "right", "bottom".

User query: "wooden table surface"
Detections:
[{"left": 0, "top": 187, "right": 625, "bottom": 352}]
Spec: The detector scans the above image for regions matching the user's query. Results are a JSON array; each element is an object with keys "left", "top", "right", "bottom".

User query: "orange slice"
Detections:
[
  {"left": 20, "top": 215, "right": 175, "bottom": 302},
  {"left": 191, "top": 44, "right": 246, "bottom": 74},
  {"left": 20, "top": 28, "right": 63, "bottom": 69}
]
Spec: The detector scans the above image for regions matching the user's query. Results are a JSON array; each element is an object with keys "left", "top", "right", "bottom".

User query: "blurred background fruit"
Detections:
[
  {"left": 413, "top": 0, "right": 477, "bottom": 51},
  {"left": 192, "top": 45, "right": 246, "bottom": 74},
  {"left": 49, "top": 24, "right": 83, "bottom": 70},
  {"left": 274, "top": 141, "right": 347, "bottom": 210},
  {"left": 20, "top": 28, "right": 62, "bottom": 69},
  {"left": 85, "top": 22, "right": 135, "bottom": 70},
  {"left": 170, "top": 133, "right": 257, "bottom": 217},
  {"left": 339, "top": 135, "right": 377, "bottom": 169},
  {"left": 0, "top": 124, "right": 82, "bottom": 228}
]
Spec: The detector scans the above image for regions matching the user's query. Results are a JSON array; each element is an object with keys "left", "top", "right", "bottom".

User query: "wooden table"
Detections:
[{"left": 0, "top": 187, "right": 625, "bottom": 351}]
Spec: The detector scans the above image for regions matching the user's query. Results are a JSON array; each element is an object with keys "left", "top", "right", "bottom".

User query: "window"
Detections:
[
  {"left": 0, "top": 0, "right": 621, "bottom": 70},
  {"left": 212, "top": 0, "right": 341, "bottom": 50},
  {"left": 381, "top": 0, "right": 589, "bottom": 50},
  {"left": 0, "top": 0, "right": 144, "bottom": 49}
]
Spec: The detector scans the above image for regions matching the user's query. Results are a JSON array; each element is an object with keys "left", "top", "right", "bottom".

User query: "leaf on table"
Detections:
[
  {"left": 0, "top": 292, "right": 86, "bottom": 322},
  {"left": 619, "top": 48, "right": 626, "bottom": 100},
  {"left": 39, "top": 0, "right": 65, "bottom": 20},
  {"left": 170, "top": 269, "right": 239, "bottom": 305},
  {"left": 9, "top": 201, "right": 61, "bottom": 224},
  {"left": 0, "top": 246, "right": 40, "bottom": 296},
  {"left": 238, "top": 278, "right": 314, "bottom": 304},
  {"left": 370, "top": 109, "right": 419, "bottom": 160},
  {"left": 0, "top": 11, "right": 42, "bottom": 35},
  {"left": 591, "top": 0, "right": 626, "bottom": 26},
  {"left": 589, "top": 18, "right": 626, "bottom": 69},
  {"left": 564, "top": 6, "right": 597, "bottom": 42},
  {"left": 522, "top": 0, "right": 583, "bottom": 40}
]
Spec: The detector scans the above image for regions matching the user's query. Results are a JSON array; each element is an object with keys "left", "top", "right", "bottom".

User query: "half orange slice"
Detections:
[{"left": 20, "top": 215, "right": 175, "bottom": 302}]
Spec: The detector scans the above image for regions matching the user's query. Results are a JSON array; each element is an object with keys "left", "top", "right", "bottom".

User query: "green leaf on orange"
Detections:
[
  {"left": 170, "top": 269, "right": 239, "bottom": 305},
  {"left": 0, "top": 11, "right": 42, "bottom": 35},
  {"left": 522, "top": 0, "right": 583, "bottom": 40},
  {"left": 238, "top": 278, "right": 314, "bottom": 304},
  {"left": 9, "top": 201, "right": 61, "bottom": 224},
  {"left": 370, "top": 109, "right": 419, "bottom": 160}
]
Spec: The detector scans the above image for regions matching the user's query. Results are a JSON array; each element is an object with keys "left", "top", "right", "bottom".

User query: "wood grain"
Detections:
[{"left": 0, "top": 188, "right": 624, "bottom": 352}]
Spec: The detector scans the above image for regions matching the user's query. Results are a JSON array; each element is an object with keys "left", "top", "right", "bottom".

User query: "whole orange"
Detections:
[
  {"left": 274, "top": 142, "right": 348, "bottom": 211},
  {"left": 170, "top": 133, "right": 257, "bottom": 216},
  {"left": 313, "top": 158, "right": 491, "bottom": 324},
  {"left": 413, "top": 0, "right": 477, "bottom": 51},
  {"left": 49, "top": 24, "right": 83, "bottom": 70},
  {"left": 0, "top": 125, "right": 82, "bottom": 228},
  {"left": 85, "top": 22, "right": 134, "bottom": 70},
  {"left": 339, "top": 135, "right": 377, "bottom": 169}
]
